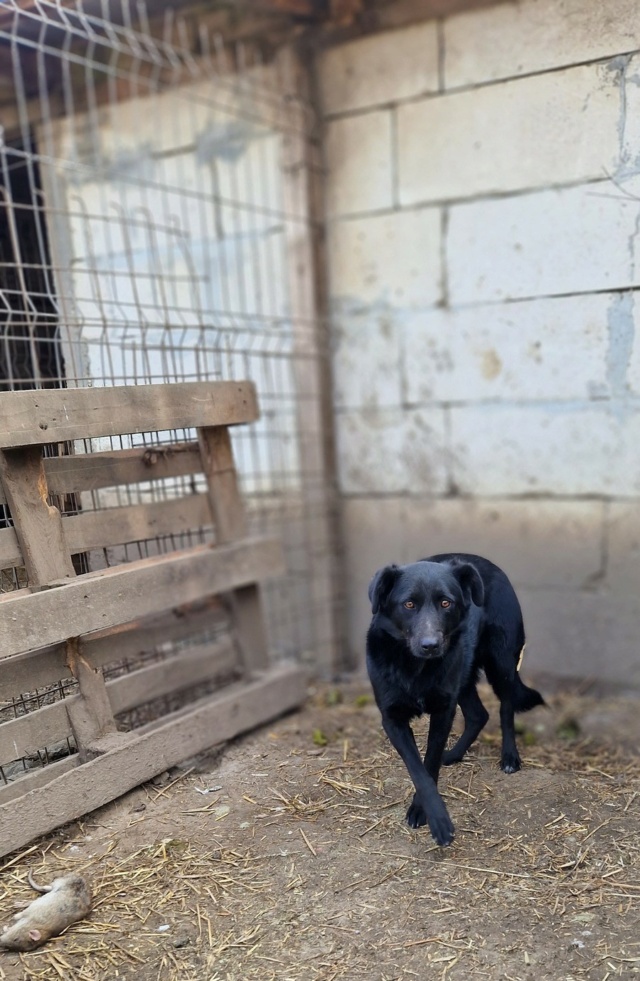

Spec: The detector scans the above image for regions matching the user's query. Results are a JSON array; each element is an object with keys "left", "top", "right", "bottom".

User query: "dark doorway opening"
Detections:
[{"left": 0, "top": 137, "right": 65, "bottom": 390}]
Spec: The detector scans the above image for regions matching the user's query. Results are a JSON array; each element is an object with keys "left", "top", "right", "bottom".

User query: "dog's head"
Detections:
[{"left": 368, "top": 559, "right": 484, "bottom": 660}]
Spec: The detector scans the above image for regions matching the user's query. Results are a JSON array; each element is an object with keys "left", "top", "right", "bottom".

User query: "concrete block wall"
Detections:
[{"left": 317, "top": 0, "right": 640, "bottom": 687}]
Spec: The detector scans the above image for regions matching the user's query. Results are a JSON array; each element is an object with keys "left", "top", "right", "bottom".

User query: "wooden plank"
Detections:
[
  {"left": 0, "top": 662, "right": 307, "bottom": 859},
  {"left": 108, "top": 639, "right": 238, "bottom": 715},
  {"left": 0, "top": 640, "right": 237, "bottom": 767},
  {"left": 0, "top": 443, "right": 204, "bottom": 506},
  {"left": 0, "top": 757, "right": 79, "bottom": 807},
  {"left": 0, "top": 446, "right": 76, "bottom": 587},
  {"left": 198, "top": 427, "right": 246, "bottom": 541},
  {"left": 199, "top": 426, "right": 269, "bottom": 674},
  {"left": 277, "top": 47, "right": 342, "bottom": 675},
  {"left": 0, "top": 381, "right": 258, "bottom": 448},
  {"left": 0, "top": 700, "right": 71, "bottom": 766},
  {"left": 0, "top": 602, "right": 226, "bottom": 700},
  {"left": 0, "top": 538, "right": 284, "bottom": 656},
  {"left": 63, "top": 494, "right": 213, "bottom": 554},
  {"left": 45, "top": 442, "right": 203, "bottom": 495},
  {"left": 0, "top": 495, "right": 213, "bottom": 569},
  {"left": 65, "top": 638, "right": 118, "bottom": 761},
  {"left": 0, "top": 525, "right": 22, "bottom": 569}
]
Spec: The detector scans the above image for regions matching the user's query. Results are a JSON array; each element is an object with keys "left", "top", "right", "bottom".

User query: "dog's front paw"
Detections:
[
  {"left": 442, "top": 747, "right": 464, "bottom": 766},
  {"left": 406, "top": 794, "right": 427, "bottom": 829},
  {"left": 428, "top": 804, "right": 455, "bottom": 847},
  {"left": 500, "top": 751, "right": 522, "bottom": 774},
  {"left": 407, "top": 795, "right": 455, "bottom": 845}
]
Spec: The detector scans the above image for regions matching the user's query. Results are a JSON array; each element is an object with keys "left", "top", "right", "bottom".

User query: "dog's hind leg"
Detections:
[
  {"left": 497, "top": 693, "right": 521, "bottom": 773},
  {"left": 483, "top": 661, "right": 522, "bottom": 773},
  {"left": 442, "top": 683, "right": 489, "bottom": 766}
]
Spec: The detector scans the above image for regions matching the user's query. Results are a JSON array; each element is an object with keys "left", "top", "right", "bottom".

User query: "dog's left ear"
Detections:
[
  {"left": 368, "top": 564, "right": 400, "bottom": 614},
  {"left": 452, "top": 561, "right": 484, "bottom": 607}
]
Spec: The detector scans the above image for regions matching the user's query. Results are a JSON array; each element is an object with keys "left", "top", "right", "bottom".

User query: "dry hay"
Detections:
[{"left": 0, "top": 683, "right": 638, "bottom": 981}]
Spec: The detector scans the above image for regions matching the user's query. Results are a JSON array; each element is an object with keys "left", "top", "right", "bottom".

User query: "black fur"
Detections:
[{"left": 366, "top": 552, "right": 544, "bottom": 846}]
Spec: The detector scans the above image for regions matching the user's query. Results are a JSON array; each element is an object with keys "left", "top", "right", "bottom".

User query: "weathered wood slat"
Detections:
[
  {"left": 199, "top": 427, "right": 246, "bottom": 542},
  {"left": 0, "top": 381, "right": 258, "bottom": 448},
  {"left": 0, "top": 443, "right": 204, "bottom": 506},
  {"left": 0, "top": 495, "right": 214, "bottom": 571},
  {"left": 64, "top": 494, "right": 213, "bottom": 554},
  {"left": 0, "top": 525, "right": 22, "bottom": 569},
  {"left": 0, "top": 538, "right": 283, "bottom": 656},
  {"left": 199, "top": 426, "right": 268, "bottom": 674},
  {"left": 46, "top": 442, "right": 203, "bottom": 494},
  {"left": 0, "top": 639, "right": 238, "bottom": 766},
  {"left": 0, "top": 447, "right": 76, "bottom": 587},
  {"left": 108, "top": 638, "right": 238, "bottom": 715},
  {"left": 0, "top": 602, "right": 226, "bottom": 700},
  {"left": 0, "top": 701, "right": 70, "bottom": 766},
  {"left": 65, "top": 637, "right": 119, "bottom": 761},
  {"left": 0, "top": 662, "right": 307, "bottom": 859},
  {"left": 0, "top": 757, "right": 79, "bottom": 808}
]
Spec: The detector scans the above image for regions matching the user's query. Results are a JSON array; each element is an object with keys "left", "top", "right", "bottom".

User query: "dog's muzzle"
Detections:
[{"left": 411, "top": 633, "right": 445, "bottom": 660}]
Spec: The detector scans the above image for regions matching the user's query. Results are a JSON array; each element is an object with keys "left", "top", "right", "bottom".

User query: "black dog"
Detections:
[{"left": 366, "top": 553, "right": 544, "bottom": 846}]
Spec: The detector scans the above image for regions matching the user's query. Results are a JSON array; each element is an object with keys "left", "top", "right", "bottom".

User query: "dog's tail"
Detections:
[{"left": 513, "top": 673, "right": 545, "bottom": 713}]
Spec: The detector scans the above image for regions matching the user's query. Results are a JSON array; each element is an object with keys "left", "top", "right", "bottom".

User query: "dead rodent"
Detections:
[{"left": 0, "top": 871, "right": 92, "bottom": 952}]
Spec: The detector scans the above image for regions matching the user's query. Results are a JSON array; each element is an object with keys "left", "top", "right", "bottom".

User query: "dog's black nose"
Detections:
[{"left": 420, "top": 639, "right": 440, "bottom": 655}]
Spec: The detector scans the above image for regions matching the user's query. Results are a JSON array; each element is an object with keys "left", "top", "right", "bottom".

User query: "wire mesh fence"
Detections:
[{"left": 0, "top": 0, "right": 339, "bottom": 781}]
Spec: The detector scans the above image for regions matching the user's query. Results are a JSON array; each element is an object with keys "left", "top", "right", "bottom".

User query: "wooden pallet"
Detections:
[{"left": 0, "top": 381, "right": 307, "bottom": 858}]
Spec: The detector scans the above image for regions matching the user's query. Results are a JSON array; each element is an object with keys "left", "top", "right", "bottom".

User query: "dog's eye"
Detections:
[
  {"left": 403, "top": 601, "right": 415, "bottom": 610},
  {"left": 440, "top": 599, "right": 451, "bottom": 609}
]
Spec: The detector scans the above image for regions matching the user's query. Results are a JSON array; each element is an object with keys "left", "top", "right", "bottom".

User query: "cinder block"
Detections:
[
  {"left": 401, "top": 294, "right": 612, "bottom": 404},
  {"left": 399, "top": 499, "right": 605, "bottom": 588},
  {"left": 332, "top": 311, "right": 404, "bottom": 409},
  {"left": 605, "top": 502, "right": 640, "bottom": 588},
  {"left": 518, "top": 587, "right": 640, "bottom": 688},
  {"left": 398, "top": 63, "right": 620, "bottom": 205},
  {"left": 447, "top": 177, "right": 640, "bottom": 303},
  {"left": 444, "top": 0, "right": 640, "bottom": 89},
  {"left": 325, "top": 111, "right": 394, "bottom": 217},
  {"left": 449, "top": 405, "right": 640, "bottom": 496},
  {"left": 515, "top": 588, "right": 610, "bottom": 682},
  {"left": 335, "top": 406, "right": 448, "bottom": 494},
  {"left": 328, "top": 208, "right": 442, "bottom": 310},
  {"left": 341, "top": 496, "right": 412, "bottom": 665},
  {"left": 319, "top": 21, "right": 439, "bottom": 115}
]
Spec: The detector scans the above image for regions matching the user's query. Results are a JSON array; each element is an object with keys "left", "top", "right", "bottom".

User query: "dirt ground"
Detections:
[{"left": 0, "top": 680, "right": 639, "bottom": 981}]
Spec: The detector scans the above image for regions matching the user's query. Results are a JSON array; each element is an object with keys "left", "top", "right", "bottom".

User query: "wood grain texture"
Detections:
[
  {"left": 0, "top": 757, "right": 79, "bottom": 807},
  {"left": 0, "top": 381, "right": 258, "bottom": 448},
  {"left": 198, "top": 426, "right": 246, "bottom": 543},
  {"left": 0, "top": 639, "right": 237, "bottom": 767},
  {"left": 0, "top": 602, "right": 226, "bottom": 700},
  {"left": 198, "top": 425, "right": 268, "bottom": 673},
  {"left": 0, "top": 442, "right": 204, "bottom": 505},
  {"left": 0, "top": 538, "right": 284, "bottom": 656},
  {"left": 63, "top": 494, "right": 213, "bottom": 554},
  {"left": 0, "top": 662, "right": 307, "bottom": 859},
  {"left": 0, "top": 446, "right": 76, "bottom": 586},
  {"left": 46, "top": 442, "right": 203, "bottom": 494},
  {"left": 65, "top": 638, "right": 119, "bottom": 760}
]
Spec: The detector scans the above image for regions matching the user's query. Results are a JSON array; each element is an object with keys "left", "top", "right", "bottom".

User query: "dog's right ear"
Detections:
[{"left": 368, "top": 565, "right": 400, "bottom": 614}]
